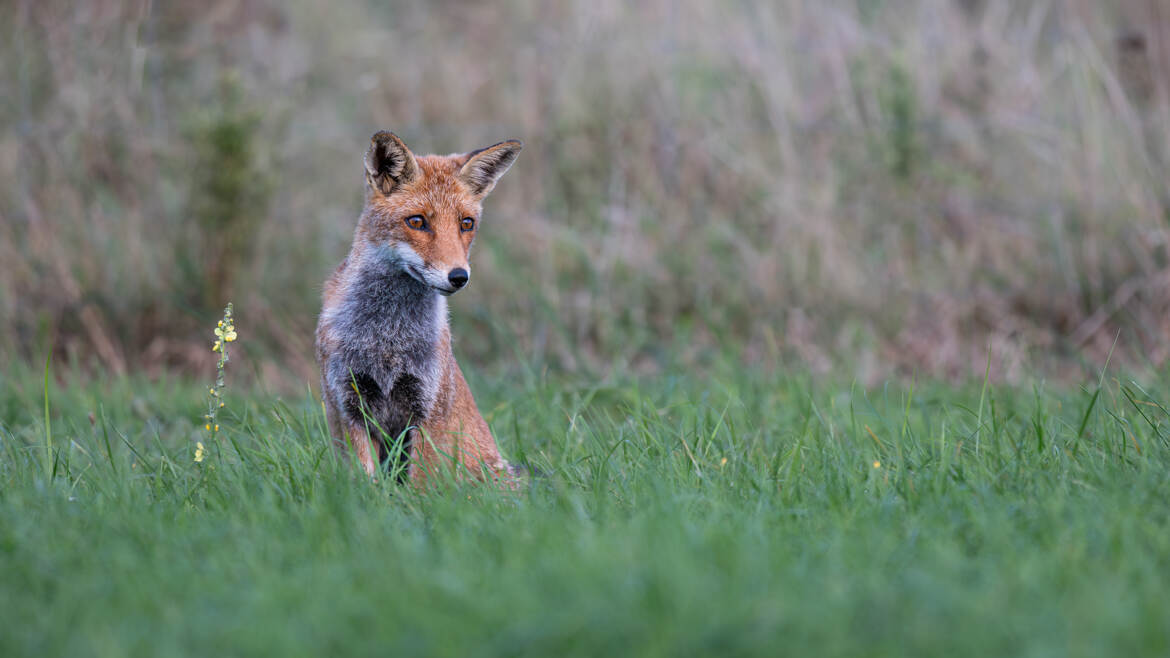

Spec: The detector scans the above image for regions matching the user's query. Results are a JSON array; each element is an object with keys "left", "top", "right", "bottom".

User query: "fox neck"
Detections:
[
  {"left": 342, "top": 247, "right": 450, "bottom": 347},
  {"left": 321, "top": 246, "right": 451, "bottom": 452}
]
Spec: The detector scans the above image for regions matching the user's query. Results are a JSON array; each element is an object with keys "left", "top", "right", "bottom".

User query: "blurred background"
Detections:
[{"left": 2, "top": 0, "right": 1168, "bottom": 388}]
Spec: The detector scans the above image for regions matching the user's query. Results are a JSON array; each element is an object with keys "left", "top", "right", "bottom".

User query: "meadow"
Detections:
[
  {"left": 3, "top": 1, "right": 1170, "bottom": 655},
  {"left": 2, "top": 351, "right": 1169, "bottom": 656}
]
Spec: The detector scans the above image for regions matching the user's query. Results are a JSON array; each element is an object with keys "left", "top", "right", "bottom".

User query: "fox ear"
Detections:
[
  {"left": 364, "top": 131, "right": 419, "bottom": 195},
  {"left": 457, "top": 140, "right": 522, "bottom": 196}
]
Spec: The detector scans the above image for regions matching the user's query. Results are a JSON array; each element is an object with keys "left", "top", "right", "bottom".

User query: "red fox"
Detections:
[{"left": 315, "top": 131, "right": 522, "bottom": 485}]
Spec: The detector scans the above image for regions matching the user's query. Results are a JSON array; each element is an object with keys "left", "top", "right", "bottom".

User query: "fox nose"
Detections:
[{"left": 447, "top": 268, "right": 470, "bottom": 289}]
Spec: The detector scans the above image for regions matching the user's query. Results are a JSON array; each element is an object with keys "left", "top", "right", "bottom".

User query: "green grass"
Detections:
[{"left": 2, "top": 360, "right": 1169, "bottom": 657}]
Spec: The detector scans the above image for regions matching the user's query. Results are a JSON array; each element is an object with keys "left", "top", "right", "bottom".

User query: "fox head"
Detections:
[{"left": 355, "top": 131, "right": 522, "bottom": 296}]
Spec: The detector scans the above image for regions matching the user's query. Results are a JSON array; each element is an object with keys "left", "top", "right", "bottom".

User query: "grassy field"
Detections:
[
  {"left": 3, "top": 356, "right": 1168, "bottom": 657},
  {"left": 5, "top": 2, "right": 1170, "bottom": 655}
]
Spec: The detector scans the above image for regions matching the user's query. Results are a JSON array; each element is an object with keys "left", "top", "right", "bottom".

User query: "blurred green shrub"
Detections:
[
  {"left": 182, "top": 75, "right": 273, "bottom": 313},
  {"left": 880, "top": 62, "right": 920, "bottom": 181}
]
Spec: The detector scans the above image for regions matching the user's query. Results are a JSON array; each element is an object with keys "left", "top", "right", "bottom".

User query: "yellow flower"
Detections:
[
  {"left": 214, "top": 424, "right": 219, "bottom": 432},
  {"left": 873, "top": 460, "right": 881, "bottom": 469},
  {"left": 212, "top": 339, "right": 222, "bottom": 353},
  {"left": 215, "top": 326, "right": 238, "bottom": 342},
  {"left": 205, "top": 424, "right": 211, "bottom": 432},
  {"left": 720, "top": 457, "right": 728, "bottom": 467},
  {"left": 194, "top": 442, "right": 206, "bottom": 463}
]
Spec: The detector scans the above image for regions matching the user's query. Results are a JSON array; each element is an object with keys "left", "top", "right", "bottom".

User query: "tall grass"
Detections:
[
  {"left": 2, "top": 359, "right": 1169, "bottom": 655},
  {"left": 2, "top": 0, "right": 1169, "bottom": 385}
]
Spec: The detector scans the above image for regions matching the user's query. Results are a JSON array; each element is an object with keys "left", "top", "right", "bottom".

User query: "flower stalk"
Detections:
[{"left": 198, "top": 303, "right": 237, "bottom": 463}]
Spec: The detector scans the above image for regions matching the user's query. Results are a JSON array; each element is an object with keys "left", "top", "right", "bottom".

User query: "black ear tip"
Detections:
[{"left": 370, "top": 131, "right": 407, "bottom": 147}]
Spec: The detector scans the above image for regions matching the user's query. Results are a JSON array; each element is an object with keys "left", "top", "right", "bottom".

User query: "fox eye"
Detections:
[
  {"left": 405, "top": 215, "right": 427, "bottom": 231},
  {"left": 460, "top": 217, "right": 475, "bottom": 232}
]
